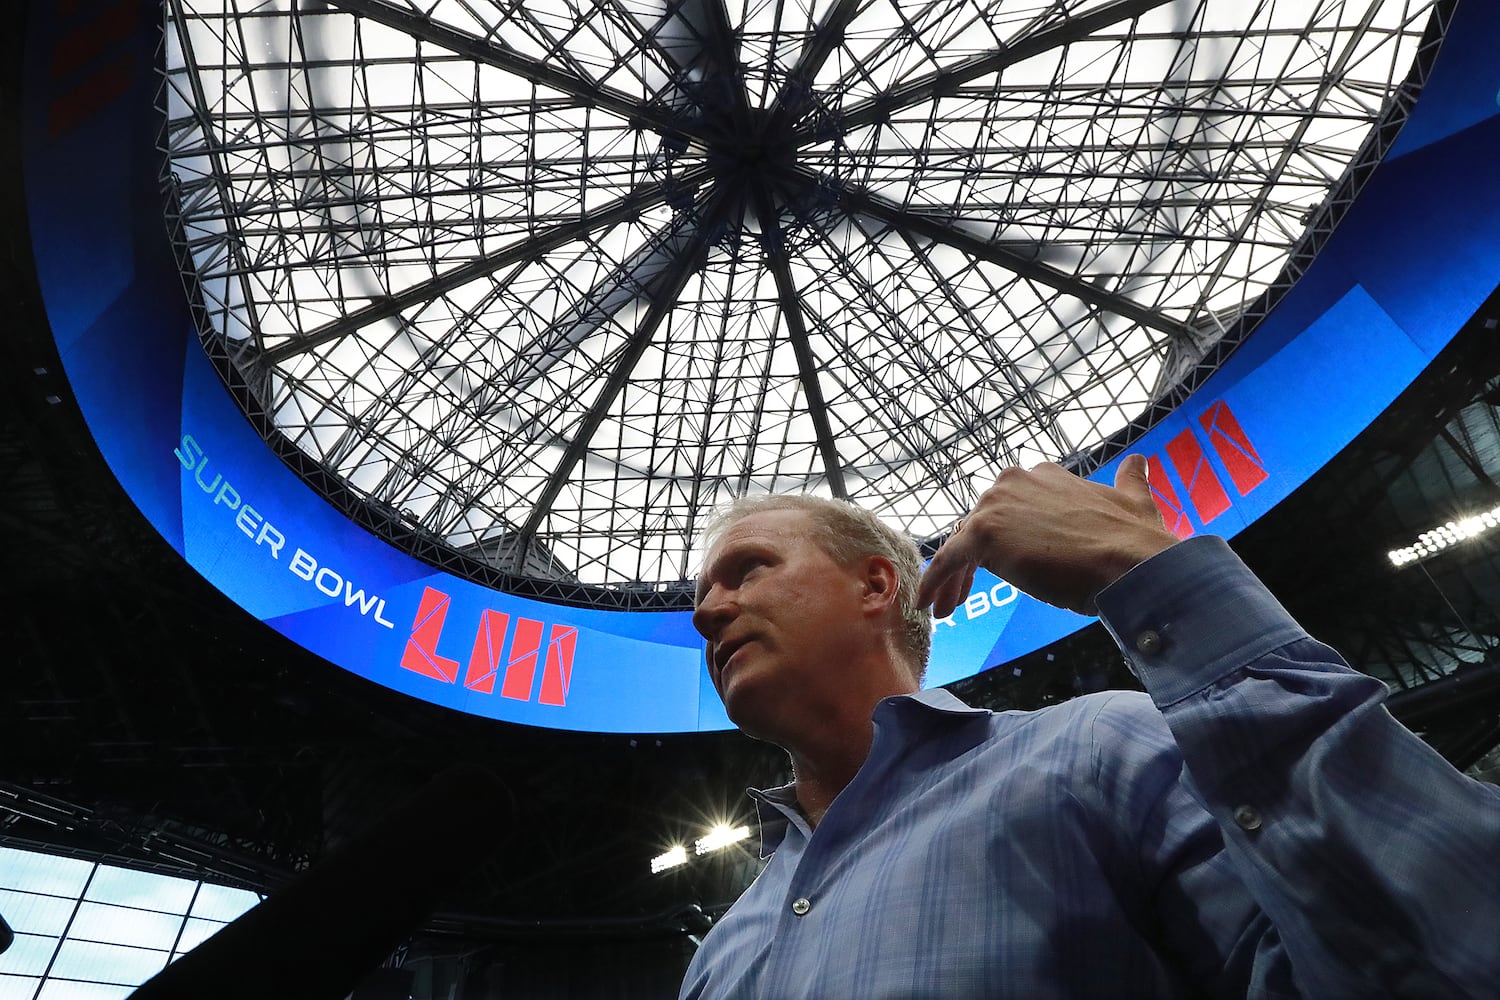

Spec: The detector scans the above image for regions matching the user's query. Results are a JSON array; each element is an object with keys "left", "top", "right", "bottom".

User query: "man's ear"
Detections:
[{"left": 860, "top": 555, "right": 901, "bottom": 616}]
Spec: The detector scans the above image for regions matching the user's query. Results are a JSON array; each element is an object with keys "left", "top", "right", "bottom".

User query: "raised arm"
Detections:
[
  {"left": 920, "top": 456, "right": 1500, "bottom": 997},
  {"left": 1095, "top": 534, "right": 1500, "bottom": 997}
]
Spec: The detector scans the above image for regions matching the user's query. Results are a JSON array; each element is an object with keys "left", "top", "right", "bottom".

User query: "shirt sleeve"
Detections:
[{"left": 1094, "top": 535, "right": 1500, "bottom": 999}]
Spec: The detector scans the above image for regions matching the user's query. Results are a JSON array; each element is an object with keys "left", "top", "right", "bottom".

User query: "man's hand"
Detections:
[{"left": 918, "top": 454, "right": 1178, "bottom": 618}]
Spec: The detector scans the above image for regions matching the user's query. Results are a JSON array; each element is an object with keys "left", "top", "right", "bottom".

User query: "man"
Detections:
[{"left": 681, "top": 456, "right": 1499, "bottom": 998}]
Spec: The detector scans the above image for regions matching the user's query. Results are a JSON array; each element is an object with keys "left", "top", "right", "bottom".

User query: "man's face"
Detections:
[{"left": 692, "top": 509, "right": 871, "bottom": 736}]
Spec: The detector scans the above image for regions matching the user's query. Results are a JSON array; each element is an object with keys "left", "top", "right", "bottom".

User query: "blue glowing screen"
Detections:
[{"left": 21, "top": 2, "right": 1500, "bottom": 731}]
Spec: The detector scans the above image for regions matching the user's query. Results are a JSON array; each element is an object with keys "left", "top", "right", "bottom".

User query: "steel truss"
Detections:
[
  {"left": 159, "top": 0, "right": 1449, "bottom": 606},
  {"left": 0, "top": 783, "right": 294, "bottom": 892}
]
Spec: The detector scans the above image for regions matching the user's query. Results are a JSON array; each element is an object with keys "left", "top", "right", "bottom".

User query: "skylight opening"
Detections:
[{"left": 161, "top": 0, "right": 1442, "bottom": 596}]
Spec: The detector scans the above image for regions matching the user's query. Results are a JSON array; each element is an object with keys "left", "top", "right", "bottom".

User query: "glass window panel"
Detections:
[
  {"left": 0, "top": 932, "right": 59, "bottom": 977},
  {"left": 0, "top": 849, "right": 274, "bottom": 998},
  {"left": 69, "top": 903, "right": 184, "bottom": 951},
  {"left": 0, "top": 889, "right": 76, "bottom": 936},
  {"left": 46, "top": 940, "right": 167, "bottom": 987},
  {"left": 187, "top": 883, "right": 259, "bottom": 922},
  {"left": 0, "top": 974, "right": 43, "bottom": 1000},
  {"left": 36, "top": 981, "right": 135, "bottom": 1000},
  {"left": 0, "top": 849, "right": 92, "bottom": 897},
  {"left": 170, "top": 918, "right": 226, "bottom": 955},
  {"left": 82, "top": 867, "right": 194, "bottom": 915}
]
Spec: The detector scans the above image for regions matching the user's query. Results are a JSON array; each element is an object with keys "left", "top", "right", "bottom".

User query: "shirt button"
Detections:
[
  {"left": 791, "top": 897, "right": 811, "bottom": 916},
  {"left": 1234, "top": 805, "right": 1263, "bottom": 831},
  {"left": 1135, "top": 629, "right": 1163, "bottom": 655}
]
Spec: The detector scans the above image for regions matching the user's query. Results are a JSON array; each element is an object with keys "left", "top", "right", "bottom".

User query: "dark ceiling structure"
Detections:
[{"left": 3, "top": 0, "right": 1499, "bottom": 994}]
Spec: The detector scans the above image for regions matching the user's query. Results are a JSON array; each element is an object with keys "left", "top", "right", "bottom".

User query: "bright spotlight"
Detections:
[
  {"left": 651, "top": 845, "right": 689, "bottom": 874},
  {"left": 694, "top": 824, "right": 751, "bottom": 855},
  {"left": 1388, "top": 502, "right": 1500, "bottom": 568}
]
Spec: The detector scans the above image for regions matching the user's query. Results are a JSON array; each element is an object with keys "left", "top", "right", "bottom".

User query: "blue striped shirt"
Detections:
[{"left": 680, "top": 536, "right": 1500, "bottom": 998}]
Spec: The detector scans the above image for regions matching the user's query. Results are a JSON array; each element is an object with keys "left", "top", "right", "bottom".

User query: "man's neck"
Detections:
[
  {"left": 773, "top": 646, "right": 920, "bottom": 828},
  {"left": 787, "top": 682, "right": 914, "bottom": 827},
  {"left": 789, "top": 737, "right": 870, "bottom": 828}
]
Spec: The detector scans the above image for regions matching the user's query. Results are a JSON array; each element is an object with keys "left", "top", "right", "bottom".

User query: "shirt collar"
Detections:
[
  {"left": 890, "top": 686, "right": 993, "bottom": 720},
  {"left": 747, "top": 783, "right": 800, "bottom": 858},
  {"left": 746, "top": 688, "right": 991, "bottom": 856}
]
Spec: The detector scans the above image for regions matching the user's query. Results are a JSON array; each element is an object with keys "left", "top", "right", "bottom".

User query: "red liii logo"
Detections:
[
  {"left": 399, "top": 588, "right": 577, "bottom": 706},
  {"left": 1144, "top": 399, "right": 1269, "bottom": 538}
]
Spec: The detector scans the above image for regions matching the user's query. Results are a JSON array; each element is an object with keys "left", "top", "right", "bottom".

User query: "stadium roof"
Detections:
[{"left": 161, "top": 0, "right": 1440, "bottom": 597}]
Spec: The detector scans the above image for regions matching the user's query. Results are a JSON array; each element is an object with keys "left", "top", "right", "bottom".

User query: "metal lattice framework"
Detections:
[{"left": 159, "top": 0, "right": 1444, "bottom": 604}]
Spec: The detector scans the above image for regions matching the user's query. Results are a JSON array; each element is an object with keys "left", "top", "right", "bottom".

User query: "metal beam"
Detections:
[
  {"left": 813, "top": 0, "right": 1176, "bottom": 140},
  {"left": 325, "top": 0, "right": 686, "bottom": 136},
  {"left": 260, "top": 167, "right": 711, "bottom": 365},
  {"left": 636, "top": 0, "right": 717, "bottom": 74},
  {"left": 484, "top": 228, "right": 698, "bottom": 407},
  {"left": 785, "top": 0, "right": 864, "bottom": 85},
  {"left": 644, "top": 0, "right": 753, "bottom": 132},
  {"left": 825, "top": 172, "right": 1196, "bottom": 342},
  {"left": 598, "top": 0, "right": 701, "bottom": 100},
  {"left": 698, "top": 0, "right": 753, "bottom": 130},
  {"left": 1436, "top": 426, "right": 1500, "bottom": 492},
  {"left": 165, "top": 1, "right": 265, "bottom": 352},
  {"left": 638, "top": 0, "right": 748, "bottom": 131},
  {"left": 767, "top": 0, "right": 865, "bottom": 132},
  {"left": 750, "top": 183, "right": 848, "bottom": 499},
  {"left": 512, "top": 187, "right": 735, "bottom": 557},
  {"left": 664, "top": 0, "right": 746, "bottom": 82},
  {"left": 783, "top": 209, "right": 993, "bottom": 493},
  {"left": 867, "top": 215, "right": 1075, "bottom": 464},
  {"left": 1387, "top": 661, "right": 1500, "bottom": 731},
  {"left": 1184, "top": 0, "right": 1385, "bottom": 328}
]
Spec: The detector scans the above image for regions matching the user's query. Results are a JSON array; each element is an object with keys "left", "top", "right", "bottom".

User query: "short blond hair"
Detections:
[{"left": 701, "top": 495, "right": 930, "bottom": 679}]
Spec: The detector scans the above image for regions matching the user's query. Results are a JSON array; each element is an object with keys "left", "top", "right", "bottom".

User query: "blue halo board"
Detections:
[{"left": 21, "top": 1, "right": 1500, "bottom": 732}]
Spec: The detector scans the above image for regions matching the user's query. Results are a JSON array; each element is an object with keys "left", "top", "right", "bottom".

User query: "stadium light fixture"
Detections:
[
  {"left": 651, "top": 845, "right": 689, "bottom": 874},
  {"left": 694, "top": 825, "right": 751, "bottom": 855},
  {"left": 1388, "top": 505, "right": 1500, "bottom": 567},
  {"left": 651, "top": 823, "right": 754, "bottom": 873}
]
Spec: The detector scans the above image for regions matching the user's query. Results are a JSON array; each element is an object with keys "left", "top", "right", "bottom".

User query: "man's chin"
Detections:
[{"left": 721, "top": 689, "right": 789, "bottom": 745}]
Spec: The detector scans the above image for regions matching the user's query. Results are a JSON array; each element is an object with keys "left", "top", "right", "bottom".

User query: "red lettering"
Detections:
[
  {"left": 463, "top": 610, "right": 510, "bottom": 694},
  {"left": 1199, "top": 400, "right": 1269, "bottom": 497},
  {"left": 1165, "top": 427, "right": 1231, "bottom": 525},
  {"left": 1145, "top": 454, "right": 1195, "bottom": 539},
  {"left": 396, "top": 592, "right": 576, "bottom": 706},
  {"left": 400, "top": 587, "right": 460, "bottom": 683},
  {"left": 501, "top": 618, "right": 545, "bottom": 701},
  {"left": 537, "top": 625, "right": 578, "bottom": 707}
]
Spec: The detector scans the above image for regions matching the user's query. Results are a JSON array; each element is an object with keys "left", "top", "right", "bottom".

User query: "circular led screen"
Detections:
[{"left": 21, "top": 0, "right": 1500, "bottom": 731}]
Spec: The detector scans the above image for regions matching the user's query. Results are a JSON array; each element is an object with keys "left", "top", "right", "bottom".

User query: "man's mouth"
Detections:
[{"left": 716, "top": 637, "right": 750, "bottom": 676}]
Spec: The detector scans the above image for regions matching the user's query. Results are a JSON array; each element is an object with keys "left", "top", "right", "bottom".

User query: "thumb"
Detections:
[{"left": 1114, "top": 453, "right": 1152, "bottom": 498}]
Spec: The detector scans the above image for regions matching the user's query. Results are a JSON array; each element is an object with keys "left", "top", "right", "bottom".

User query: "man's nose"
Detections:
[{"left": 692, "top": 586, "right": 734, "bottom": 640}]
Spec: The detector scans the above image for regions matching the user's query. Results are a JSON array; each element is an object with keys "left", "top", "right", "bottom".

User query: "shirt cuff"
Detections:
[{"left": 1093, "top": 535, "right": 1309, "bottom": 709}]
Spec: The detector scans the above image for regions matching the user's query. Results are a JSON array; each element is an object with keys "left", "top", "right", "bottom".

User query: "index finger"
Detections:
[{"left": 918, "top": 535, "right": 978, "bottom": 619}]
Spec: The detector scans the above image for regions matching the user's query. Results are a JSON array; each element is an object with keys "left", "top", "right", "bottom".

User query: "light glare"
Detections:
[
  {"left": 651, "top": 845, "right": 688, "bottom": 874},
  {"left": 695, "top": 824, "right": 751, "bottom": 855}
]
